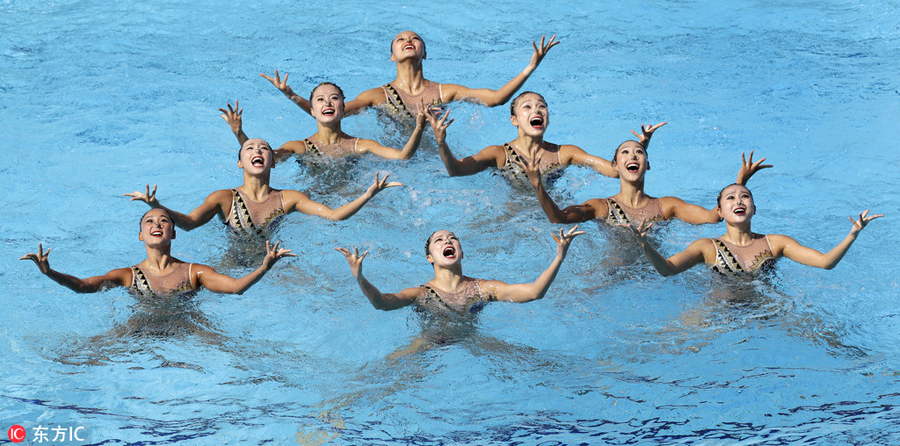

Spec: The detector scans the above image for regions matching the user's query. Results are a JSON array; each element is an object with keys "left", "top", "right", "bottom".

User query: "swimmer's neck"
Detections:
[
  {"left": 614, "top": 181, "right": 649, "bottom": 207},
  {"left": 313, "top": 124, "right": 347, "bottom": 146},
  {"left": 432, "top": 265, "right": 464, "bottom": 290},
  {"left": 511, "top": 135, "right": 546, "bottom": 155},
  {"left": 238, "top": 176, "right": 273, "bottom": 201},
  {"left": 141, "top": 249, "right": 178, "bottom": 274},
  {"left": 722, "top": 223, "right": 755, "bottom": 245},
  {"left": 392, "top": 61, "right": 428, "bottom": 94}
]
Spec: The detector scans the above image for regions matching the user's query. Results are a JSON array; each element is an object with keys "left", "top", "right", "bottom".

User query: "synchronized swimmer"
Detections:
[
  {"left": 625, "top": 184, "right": 883, "bottom": 276},
  {"left": 220, "top": 83, "right": 427, "bottom": 163},
  {"left": 335, "top": 226, "right": 583, "bottom": 316},
  {"left": 425, "top": 91, "right": 624, "bottom": 188},
  {"left": 20, "top": 209, "right": 295, "bottom": 298},
  {"left": 126, "top": 138, "right": 400, "bottom": 238},
  {"left": 262, "top": 31, "right": 559, "bottom": 122}
]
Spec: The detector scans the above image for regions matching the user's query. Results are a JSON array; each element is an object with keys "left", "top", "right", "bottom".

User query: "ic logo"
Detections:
[{"left": 7, "top": 425, "right": 26, "bottom": 443}]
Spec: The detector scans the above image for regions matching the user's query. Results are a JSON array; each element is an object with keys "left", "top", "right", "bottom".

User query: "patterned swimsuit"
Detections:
[
  {"left": 302, "top": 135, "right": 360, "bottom": 158},
  {"left": 603, "top": 197, "right": 666, "bottom": 227},
  {"left": 224, "top": 188, "right": 286, "bottom": 237},
  {"left": 711, "top": 235, "right": 777, "bottom": 275},
  {"left": 416, "top": 279, "right": 493, "bottom": 316},
  {"left": 381, "top": 80, "right": 444, "bottom": 119},
  {"left": 497, "top": 142, "right": 565, "bottom": 188},
  {"left": 129, "top": 262, "right": 196, "bottom": 300}
]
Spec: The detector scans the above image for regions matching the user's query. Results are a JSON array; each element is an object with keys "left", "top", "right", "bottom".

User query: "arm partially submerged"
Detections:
[
  {"left": 20, "top": 243, "right": 132, "bottom": 293},
  {"left": 195, "top": 241, "right": 295, "bottom": 294},
  {"left": 334, "top": 246, "right": 421, "bottom": 310},
  {"left": 484, "top": 226, "right": 584, "bottom": 303}
]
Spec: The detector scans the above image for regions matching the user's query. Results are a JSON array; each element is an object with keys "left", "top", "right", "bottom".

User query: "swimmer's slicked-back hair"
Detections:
[
  {"left": 611, "top": 140, "right": 647, "bottom": 165},
  {"left": 139, "top": 208, "right": 174, "bottom": 232},
  {"left": 239, "top": 138, "right": 272, "bottom": 160},
  {"left": 716, "top": 183, "right": 753, "bottom": 207},
  {"left": 392, "top": 31, "right": 426, "bottom": 56},
  {"left": 308, "top": 82, "right": 345, "bottom": 105},
  {"left": 425, "top": 230, "right": 439, "bottom": 257},
  {"left": 509, "top": 91, "right": 546, "bottom": 116}
]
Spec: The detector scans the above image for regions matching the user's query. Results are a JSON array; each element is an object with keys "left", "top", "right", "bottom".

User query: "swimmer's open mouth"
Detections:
[
  {"left": 529, "top": 116, "right": 545, "bottom": 129},
  {"left": 251, "top": 156, "right": 265, "bottom": 167},
  {"left": 150, "top": 230, "right": 163, "bottom": 237},
  {"left": 626, "top": 162, "right": 640, "bottom": 172},
  {"left": 733, "top": 206, "right": 747, "bottom": 216},
  {"left": 442, "top": 246, "right": 456, "bottom": 258},
  {"left": 403, "top": 44, "right": 416, "bottom": 50},
  {"left": 322, "top": 108, "right": 335, "bottom": 116}
]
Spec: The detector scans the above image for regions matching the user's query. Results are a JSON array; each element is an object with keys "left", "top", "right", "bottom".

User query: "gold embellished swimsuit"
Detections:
[
  {"left": 712, "top": 235, "right": 777, "bottom": 275},
  {"left": 603, "top": 197, "right": 666, "bottom": 227},
  {"left": 225, "top": 188, "right": 286, "bottom": 237},
  {"left": 417, "top": 279, "right": 493, "bottom": 315},
  {"left": 129, "top": 262, "right": 196, "bottom": 300},
  {"left": 381, "top": 81, "right": 444, "bottom": 119},
  {"left": 497, "top": 142, "right": 565, "bottom": 188}
]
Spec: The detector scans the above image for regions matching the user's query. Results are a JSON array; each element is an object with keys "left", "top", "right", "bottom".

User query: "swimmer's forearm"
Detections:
[
  {"left": 398, "top": 120, "right": 426, "bottom": 159},
  {"left": 45, "top": 270, "right": 102, "bottom": 293}
]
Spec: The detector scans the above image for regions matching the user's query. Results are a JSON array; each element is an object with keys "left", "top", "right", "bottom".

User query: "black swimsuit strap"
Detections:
[
  {"left": 303, "top": 138, "right": 321, "bottom": 156},
  {"left": 713, "top": 239, "right": 746, "bottom": 273},
  {"left": 606, "top": 198, "right": 630, "bottom": 224},
  {"left": 131, "top": 266, "right": 150, "bottom": 293},
  {"left": 383, "top": 84, "right": 415, "bottom": 119}
]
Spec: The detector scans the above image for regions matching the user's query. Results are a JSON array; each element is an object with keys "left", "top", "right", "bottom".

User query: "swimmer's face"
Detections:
[
  {"left": 391, "top": 31, "right": 426, "bottom": 61},
  {"left": 139, "top": 208, "right": 175, "bottom": 244},
  {"left": 426, "top": 230, "right": 463, "bottom": 266},
  {"left": 310, "top": 84, "right": 345, "bottom": 122},
  {"left": 238, "top": 139, "right": 274, "bottom": 172},
  {"left": 717, "top": 184, "right": 755, "bottom": 222},
  {"left": 510, "top": 92, "right": 549, "bottom": 135},
  {"left": 612, "top": 141, "right": 649, "bottom": 180}
]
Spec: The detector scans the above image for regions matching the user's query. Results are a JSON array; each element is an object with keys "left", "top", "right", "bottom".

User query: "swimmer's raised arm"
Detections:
[
  {"left": 284, "top": 173, "right": 402, "bottom": 221},
  {"left": 20, "top": 243, "right": 132, "bottom": 293},
  {"left": 736, "top": 151, "right": 772, "bottom": 186},
  {"left": 623, "top": 220, "right": 712, "bottom": 276},
  {"left": 560, "top": 145, "right": 617, "bottom": 178},
  {"left": 260, "top": 70, "right": 312, "bottom": 115},
  {"left": 426, "top": 109, "right": 502, "bottom": 176},
  {"left": 660, "top": 196, "right": 721, "bottom": 225},
  {"left": 334, "top": 246, "right": 421, "bottom": 310},
  {"left": 484, "top": 226, "right": 584, "bottom": 303},
  {"left": 441, "top": 35, "right": 560, "bottom": 107},
  {"left": 630, "top": 122, "right": 667, "bottom": 151},
  {"left": 359, "top": 112, "right": 427, "bottom": 160},
  {"left": 770, "top": 209, "right": 883, "bottom": 269},
  {"left": 125, "top": 185, "right": 229, "bottom": 231},
  {"left": 219, "top": 100, "right": 250, "bottom": 147},
  {"left": 344, "top": 86, "right": 389, "bottom": 116},
  {"left": 519, "top": 156, "right": 606, "bottom": 223},
  {"left": 195, "top": 241, "right": 296, "bottom": 294}
]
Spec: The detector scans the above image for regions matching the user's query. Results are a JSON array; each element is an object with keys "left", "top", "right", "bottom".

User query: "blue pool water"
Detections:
[{"left": 2, "top": 0, "right": 900, "bottom": 444}]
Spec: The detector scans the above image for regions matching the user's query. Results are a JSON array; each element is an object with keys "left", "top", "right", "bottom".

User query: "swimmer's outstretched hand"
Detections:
[
  {"left": 425, "top": 107, "right": 453, "bottom": 144},
  {"left": 849, "top": 209, "right": 883, "bottom": 236},
  {"left": 218, "top": 100, "right": 243, "bottom": 135},
  {"left": 529, "top": 35, "right": 560, "bottom": 69},
  {"left": 262, "top": 241, "right": 297, "bottom": 270},
  {"left": 19, "top": 243, "right": 51, "bottom": 275},
  {"left": 366, "top": 172, "right": 403, "bottom": 196},
  {"left": 334, "top": 246, "right": 368, "bottom": 278},
  {"left": 124, "top": 184, "right": 160, "bottom": 207},
  {"left": 737, "top": 150, "right": 773, "bottom": 185},
  {"left": 513, "top": 153, "right": 543, "bottom": 188},
  {"left": 631, "top": 122, "right": 667, "bottom": 150},
  {"left": 260, "top": 70, "right": 295, "bottom": 96},
  {"left": 551, "top": 225, "right": 586, "bottom": 258}
]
